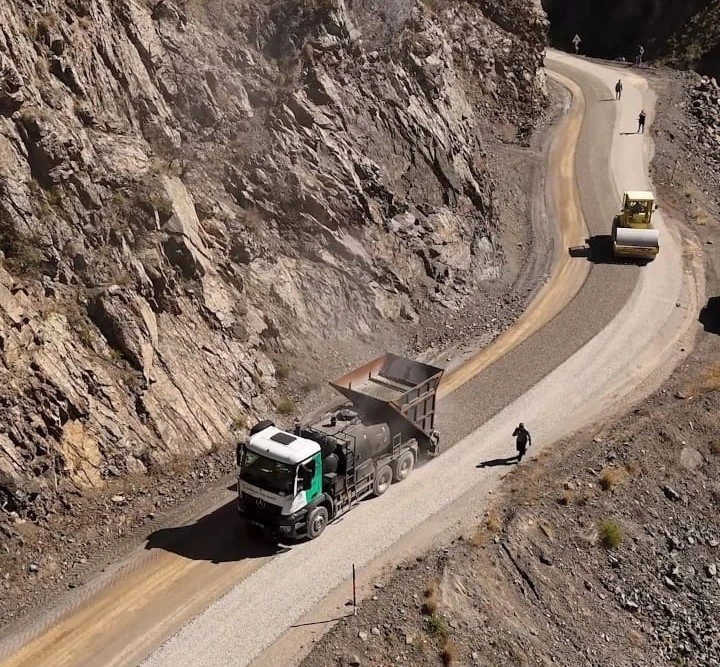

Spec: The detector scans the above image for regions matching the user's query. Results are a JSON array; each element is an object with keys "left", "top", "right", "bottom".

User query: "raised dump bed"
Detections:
[{"left": 329, "top": 353, "right": 444, "bottom": 449}]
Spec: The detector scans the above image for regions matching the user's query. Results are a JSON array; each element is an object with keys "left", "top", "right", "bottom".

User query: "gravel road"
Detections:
[{"left": 140, "top": 51, "right": 700, "bottom": 667}]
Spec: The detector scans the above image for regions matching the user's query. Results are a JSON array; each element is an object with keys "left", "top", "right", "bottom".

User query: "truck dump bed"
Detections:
[{"left": 329, "top": 353, "right": 444, "bottom": 451}]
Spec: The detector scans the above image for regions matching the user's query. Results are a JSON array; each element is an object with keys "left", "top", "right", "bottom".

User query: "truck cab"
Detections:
[{"left": 237, "top": 424, "right": 325, "bottom": 539}]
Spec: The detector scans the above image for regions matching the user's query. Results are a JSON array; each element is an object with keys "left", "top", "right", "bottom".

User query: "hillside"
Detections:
[{"left": 0, "top": 0, "right": 548, "bottom": 521}]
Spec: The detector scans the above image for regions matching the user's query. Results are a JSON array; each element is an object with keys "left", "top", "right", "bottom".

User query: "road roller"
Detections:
[{"left": 612, "top": 191, "right": 659, "bottom": 261}]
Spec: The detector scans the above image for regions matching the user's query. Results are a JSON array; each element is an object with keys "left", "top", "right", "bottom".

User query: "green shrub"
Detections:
[
  {"left": 598, "top": 520, "right": 623, "bottom": 549},
  {"left": 425, "top": 613, "right": 447, "bottom": 638},
  {"left": 275, "top": 363, "right": 290, "bottom": 380},
  {"left": 276, "top": 398, "right": 296, "bottom": 415}
]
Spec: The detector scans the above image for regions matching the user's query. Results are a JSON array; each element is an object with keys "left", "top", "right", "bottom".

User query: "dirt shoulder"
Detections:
[{"left": 299, "top": 68, "right": 720, "bottom": 667}]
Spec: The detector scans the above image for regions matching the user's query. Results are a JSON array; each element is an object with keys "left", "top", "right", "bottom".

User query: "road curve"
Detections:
[{"left": 0, "top": 52, "right": 702, "bottom": 667}]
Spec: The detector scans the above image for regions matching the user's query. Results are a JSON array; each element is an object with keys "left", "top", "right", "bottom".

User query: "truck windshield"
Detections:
[{"left": 240, "top": 449, "right": 296, "bottom": 495}]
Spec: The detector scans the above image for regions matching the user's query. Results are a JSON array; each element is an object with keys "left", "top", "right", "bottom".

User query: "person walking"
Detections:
[
  {"left": 512, "top": 423, "right": 532, "bottom": 462},
  {"left": 615, "top": 79, "right": 623, "bottom": 100},
  {"left": 637, "top": 45, "right": 645, "bottom": 66},
  {"left": 572, "top": 34, "right": 581, "bottom": 54},
  {"left": 637, "top": 109, "right": 646, "bottom": 133}
]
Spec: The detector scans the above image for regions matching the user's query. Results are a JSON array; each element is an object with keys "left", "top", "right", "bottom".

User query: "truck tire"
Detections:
[
  {"left": 250, "top": 419, "right": 275, "bottom": 436},
  {"left": 373, "top": 465, "right": 393, "bottom": 496},
  {"left": 307, "top": 506, "right": 328, "bottom": 539},
  {"left": 393, "top": 451, "right": 415, "bottom": 482}
]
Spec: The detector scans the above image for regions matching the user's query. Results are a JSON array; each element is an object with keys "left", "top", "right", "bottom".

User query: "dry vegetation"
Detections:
[
  {"left": 421, "top": 580, "right": 439, "bottom": 615},
  {"left": 599, "top": 466, "right": 627, "bottom": 491}
]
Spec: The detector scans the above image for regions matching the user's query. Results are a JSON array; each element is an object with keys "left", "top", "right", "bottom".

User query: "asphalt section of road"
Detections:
[
  {"left": 138, "top": 53, "right": 699, "bottom": 667},
  {"left": 0, "top": 53, "right": 701, "bottom": 667}
]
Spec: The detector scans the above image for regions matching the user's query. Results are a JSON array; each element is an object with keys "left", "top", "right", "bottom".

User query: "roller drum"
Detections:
[{"left": 613, "top": 227, "right": 659, "bottom": 258}]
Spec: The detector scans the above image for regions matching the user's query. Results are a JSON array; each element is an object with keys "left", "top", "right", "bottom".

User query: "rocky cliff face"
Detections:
[
  {"left": 0, "top": 0, "right": 547, "bottom": 519},
  {"left": 542, "top": 0, "right": 720, "bottom": 77}
]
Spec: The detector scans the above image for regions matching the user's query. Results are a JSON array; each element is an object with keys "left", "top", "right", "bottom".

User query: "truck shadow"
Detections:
[
  {"left": 699, "top": 296, "right": 720, "bottom": 334},
  {"left": 568, "top": 235, "right": 649, "bottom": 265},
  {"left": 145, "top": 500, "right": 287, "bottom": 563}
]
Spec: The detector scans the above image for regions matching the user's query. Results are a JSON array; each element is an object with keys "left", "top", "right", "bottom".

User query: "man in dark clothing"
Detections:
[
  {"left": 513, "top": 423, "right": 531, "bottom": 462},
  {"left": 638, "top": 109, "right": 646, "bottom": 133},
  {"left": 615, "top": 79, "right": 623, "bottom": 100}
]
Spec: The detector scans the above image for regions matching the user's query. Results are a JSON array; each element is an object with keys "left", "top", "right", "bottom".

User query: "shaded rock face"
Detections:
[
  {"left": 0, "top": 0, "right": 547, "bottom": 516},
  {"left": 543, "top": 0, "right": 720, "bottom": 77}
]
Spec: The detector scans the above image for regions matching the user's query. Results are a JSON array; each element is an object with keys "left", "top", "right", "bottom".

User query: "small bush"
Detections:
[
  {"left": 598, "top": 520, "right": 623, "bottom": 549},
  {"left": 625, "top": 460, "right": 641, "bottom": 476},
  {"left": 440, "top": 640, "right": 457, "bottom": 666},
  {"left": 700, "top": 364, "right": 720, "bottom": 393},
  {"left": 275, "top": 363, "right": 290, "bottom": 380},
  {"left": 231, "top": 413, "right": 248, "bottom": 431},
  {"left": 486, "top": 508, "right": 502, "bottom": 532},
  {"left": 599, "top": 467, "right": 626, "bottom": 491},
  {"left": 300, "top": 379, "right": 320, "bottom": 393},
  {"left": 425, "top": 613, "right": 447, "bottom": 638},
  {"left": 37, "top": 12, "right": 59, "bottom": 35},
  {"left": 0, "top": 216, "right": 43, "bottom": 276},
  {"left": 276, "top": 398, "right": 296, "bottom": 415},
  {"left": 422, "top": 581, "right": 438, "bottom": 615}
]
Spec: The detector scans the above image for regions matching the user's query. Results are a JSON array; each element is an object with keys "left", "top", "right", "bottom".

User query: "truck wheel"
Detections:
[
  {"left": 373, "top": 466, "right": 393, "bottom": 496},
  {"left": 393, "top": 451, "right": 415, "bottom": 482},
  {"left": 307, "top": 506, "right": 328, "bottom": 539}
]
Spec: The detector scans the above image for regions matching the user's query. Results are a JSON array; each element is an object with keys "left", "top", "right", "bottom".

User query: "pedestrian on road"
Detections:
[
  {"left": 615, "top": 79, "right": 623, "bottom": 100},
  {"left": 572, "top": 33, "right": 581, "bottom": 54},
  {"left": 513, "top": 423, "right": 531, "bottom": 462},
  {"left": 637, "top": 109, "right": 646, "bottom": 133}
]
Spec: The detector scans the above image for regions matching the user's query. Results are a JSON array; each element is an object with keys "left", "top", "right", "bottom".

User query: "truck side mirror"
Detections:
[{"left": 236, "top": 442, "right": 244, "bottom": 467}]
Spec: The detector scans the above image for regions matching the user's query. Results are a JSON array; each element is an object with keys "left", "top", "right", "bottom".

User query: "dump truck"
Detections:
[
  {"left": 612, "top": 190, "right": 659, "bottom": 260},
  {"left": 236, "top": 353, "right": 443, "bottom": 540}
]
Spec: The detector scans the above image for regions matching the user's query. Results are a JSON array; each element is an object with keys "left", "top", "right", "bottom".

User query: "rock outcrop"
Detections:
[{"left": 0, "top": 0, "right": 547, "bottom": 517}]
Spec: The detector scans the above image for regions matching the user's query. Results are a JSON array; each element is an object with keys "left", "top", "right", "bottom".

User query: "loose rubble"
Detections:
[{"left": 687, "top": 76, "right": 720, "bottom": 169}]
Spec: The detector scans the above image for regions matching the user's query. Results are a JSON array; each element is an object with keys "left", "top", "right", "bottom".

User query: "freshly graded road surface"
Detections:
[{"left": 0, "top": 52, "right": 702, "bottom": 667}]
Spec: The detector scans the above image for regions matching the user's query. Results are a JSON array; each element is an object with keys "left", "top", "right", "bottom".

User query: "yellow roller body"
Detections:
[{"left": 613, "top": 226, "right": 659, "bottom": 259}]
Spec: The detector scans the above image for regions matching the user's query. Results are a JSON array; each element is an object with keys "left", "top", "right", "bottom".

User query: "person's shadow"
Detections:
[{"left": 476, "top": 456, "right": 518, "bottom": 468}]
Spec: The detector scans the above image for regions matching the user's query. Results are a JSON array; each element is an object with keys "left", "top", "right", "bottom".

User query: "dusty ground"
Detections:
[
  {"left": 300, "top": 66, "right": 720, "bottom": 667},
  {"left": 0, "top": 92, "right": 561, "bottom": 627}
]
